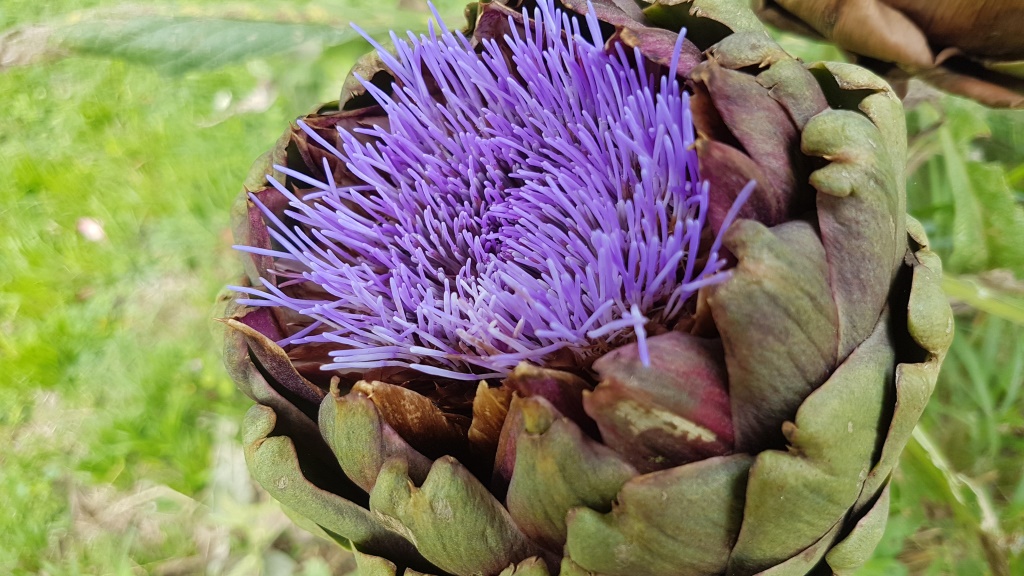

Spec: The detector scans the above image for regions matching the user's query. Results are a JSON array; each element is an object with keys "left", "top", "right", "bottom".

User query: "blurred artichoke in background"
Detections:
[
  {"left": 755, "top": 0, "right": 1024, "bottom": 108},
  {"left": 220, "top": 0, "right": 953, "bottom": 573}
]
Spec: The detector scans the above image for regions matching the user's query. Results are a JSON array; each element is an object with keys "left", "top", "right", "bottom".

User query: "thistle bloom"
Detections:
[
  {"left": 222, "top": 1, "right": 952, "bottom": 574},
  {"left": 232, "top": 2, "right": 749, "bottom": 380}
]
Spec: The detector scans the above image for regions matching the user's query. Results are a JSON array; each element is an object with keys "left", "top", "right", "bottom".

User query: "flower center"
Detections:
[{"left": 236, "top": 2, "right": 732, "bottom": 380}]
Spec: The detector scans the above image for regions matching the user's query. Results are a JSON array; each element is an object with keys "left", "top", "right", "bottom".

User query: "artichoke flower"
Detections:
[
  {"left": 754, "top": 0, "right": 1024, "bottom": 108},
  {"left": 220, "top": 0, "right": 953, "bottom": 574}
]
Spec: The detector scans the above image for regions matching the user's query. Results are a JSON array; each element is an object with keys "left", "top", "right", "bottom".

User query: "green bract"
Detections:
[{"left": 220, "top": 1, "right": 953, "bottom": 574}]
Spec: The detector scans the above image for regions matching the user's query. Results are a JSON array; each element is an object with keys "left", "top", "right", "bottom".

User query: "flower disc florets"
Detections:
[{"left": 235, "top": 1, "right": 745, "bottom": 380}]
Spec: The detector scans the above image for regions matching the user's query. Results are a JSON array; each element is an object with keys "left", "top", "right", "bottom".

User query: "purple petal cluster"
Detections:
[{"left": 235, "top": 0, "right": 747, "bottom": 380}]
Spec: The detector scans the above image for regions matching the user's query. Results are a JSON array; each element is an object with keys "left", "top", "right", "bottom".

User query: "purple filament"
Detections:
[{"left": 233, "top": 0, "right": 751, "bottom": 379}]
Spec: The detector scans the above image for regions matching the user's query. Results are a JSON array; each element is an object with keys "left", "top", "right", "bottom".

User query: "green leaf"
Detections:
[
  {"left": 909, "top": 96, "right": 1024, "bottom": 276},
  {"left": 966, "top": 162, "right": 1024, "bottom": 274},
  {"left": 1, "top": 3, "right": 444, "bottom": 74},
  {"left": 57, "top": 16, "right": 363, "bottom": 74},
  {"left": 942, "top": 97, "right": 991, "bottom": 146},
  {"left": 940, "top": 125, "right": 990, "bottom": 272},
  {"left": 942, "top": 274, "right": 1024, "bottom": 327}
]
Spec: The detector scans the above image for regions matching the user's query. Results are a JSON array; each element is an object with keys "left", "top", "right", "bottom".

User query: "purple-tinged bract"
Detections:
[{"left": 234, "top": 1, "right": 744, "bottom": 380}]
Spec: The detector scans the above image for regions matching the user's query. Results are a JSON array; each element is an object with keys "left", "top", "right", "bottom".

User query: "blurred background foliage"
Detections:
[{"left": 0, "top": 1, "right": 1021, "bottom": 574}]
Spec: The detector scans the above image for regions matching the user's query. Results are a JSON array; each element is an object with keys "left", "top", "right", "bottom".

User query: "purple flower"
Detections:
[
  {"left": 233, "top": 0, "right": 751, "bottom": 380},
  {"left": 224, "top": 5, "right": 945, "bottom": 572}
]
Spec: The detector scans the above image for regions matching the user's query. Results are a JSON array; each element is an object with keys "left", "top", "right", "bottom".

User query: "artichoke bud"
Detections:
[{"left": 221, "top": 0, "right": 952, "bottom": 574}]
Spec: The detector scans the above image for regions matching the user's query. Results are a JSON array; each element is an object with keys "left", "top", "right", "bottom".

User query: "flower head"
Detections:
[
  {"left": 223, "top": 1, "right": 952, "bottom": 573},
  {"left": 234, "top": 0, "right": 749, "bottom": 380}
]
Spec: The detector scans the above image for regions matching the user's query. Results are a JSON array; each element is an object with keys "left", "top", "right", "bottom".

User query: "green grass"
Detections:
[
  {"left": 1, "top": 1, "right": 1023, "bottom": 574},
  {"left": 0, "top": 3, "right": 360, "bottom": 571},
  {"left": 0, "top": 55, "right": 271, "bottom": 575},
  {"left": 858, "top": 95, "right": 1024, "bottom": 576}
]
